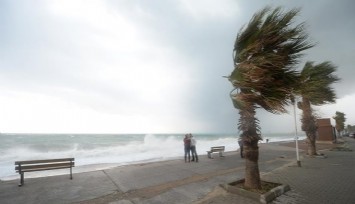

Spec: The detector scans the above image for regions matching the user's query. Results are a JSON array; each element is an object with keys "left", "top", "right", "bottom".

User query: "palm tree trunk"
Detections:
[
  {"left": 300, "top": 98, "right": 317, "bottom": 155},
  {"left": 239, "top": 104, "right": 261, "bottom": 189},
  {"left": 306, "top": 132, "right": 317, "bottom": 155},
  {"left": 244, "top": 141, "right": 261, "bottom": 189}
]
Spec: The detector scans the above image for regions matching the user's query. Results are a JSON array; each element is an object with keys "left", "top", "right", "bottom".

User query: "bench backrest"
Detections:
[
  {"left": 15, "top": 158, "right": 75, "bottom": 173},
  {"left": 211, "top": 146, "right": 225, "bottom": 151}
]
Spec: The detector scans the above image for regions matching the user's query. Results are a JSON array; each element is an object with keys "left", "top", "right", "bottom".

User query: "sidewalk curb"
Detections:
[{"left": 220, "top": 179, "right": 290, "bottom": 204}]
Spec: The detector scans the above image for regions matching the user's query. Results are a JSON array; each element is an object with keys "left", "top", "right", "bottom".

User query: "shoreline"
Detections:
[
  {"left": 0, "top": 138, "right": 348, "bottom": 204},
  {"left": 1, "top": 139, "right": 333, "bottom": 182}
]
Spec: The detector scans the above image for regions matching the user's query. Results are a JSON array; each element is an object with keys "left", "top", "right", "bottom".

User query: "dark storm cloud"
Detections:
[{"left": 106, "top": 0, "right": 355, "bottom": 132}]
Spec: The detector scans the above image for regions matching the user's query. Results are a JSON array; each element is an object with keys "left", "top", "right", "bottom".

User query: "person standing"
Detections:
[
  {"left": 183, "top": 134, "right": 191, "bottom": 162},
  {"left": 190, "top": 134, "right": 199, "bottom": 162}
]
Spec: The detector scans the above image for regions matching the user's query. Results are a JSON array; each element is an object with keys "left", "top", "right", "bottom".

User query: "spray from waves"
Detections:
[
  {"left": 0, "top": 134, "right": 240, "bottom": 180},
  {"left": 0, "top": 133, "right": 302, "bottom": 180}
]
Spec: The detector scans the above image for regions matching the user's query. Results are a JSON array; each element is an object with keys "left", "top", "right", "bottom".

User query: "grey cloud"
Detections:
[{"left": 1, "top": 0, "right": 354, "bottom": 133}]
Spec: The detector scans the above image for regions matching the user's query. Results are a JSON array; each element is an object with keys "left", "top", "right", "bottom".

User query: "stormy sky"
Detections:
[{"left": 0, "top": 0, "right": 354, "bottom": 134}]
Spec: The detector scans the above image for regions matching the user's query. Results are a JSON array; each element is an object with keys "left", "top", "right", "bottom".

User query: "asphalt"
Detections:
[{"left": 0, "top": 137, "right": 354, "bottom": 204}]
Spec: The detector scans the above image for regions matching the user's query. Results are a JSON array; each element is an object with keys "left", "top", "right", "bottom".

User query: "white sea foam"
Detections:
[{"left": 0, "top": 133, "right": 303, "bottom": 180}]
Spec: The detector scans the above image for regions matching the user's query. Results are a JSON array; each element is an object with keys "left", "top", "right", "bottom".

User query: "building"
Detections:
[{"left": 317, "top": 118, "right": 336, "bottom": 142}]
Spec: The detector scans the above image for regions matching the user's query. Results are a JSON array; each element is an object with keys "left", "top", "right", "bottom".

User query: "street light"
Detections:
[{"left": 293, "top": 97, "right": 301, "bottom": 167}]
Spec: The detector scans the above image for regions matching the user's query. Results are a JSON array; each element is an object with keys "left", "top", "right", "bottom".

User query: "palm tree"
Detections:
[
  {"left": 228, "top": 7, "right": 313, "bottom": 189},
  {"left": 346, "top": 124, "right": 355, "bottom": 134},
  {"left": 333, "top": 111, "right": 346, "bottom": 137},
  {"left": 296, "top": 61, "right": 339, "bottom": 155}
]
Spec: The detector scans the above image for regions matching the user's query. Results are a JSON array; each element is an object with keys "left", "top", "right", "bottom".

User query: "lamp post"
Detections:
[{"left": 293, "top": 98, "right": 301, "bottom": 167}]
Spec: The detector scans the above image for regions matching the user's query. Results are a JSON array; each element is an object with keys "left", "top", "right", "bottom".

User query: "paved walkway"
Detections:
[
  {"left": 201, "top": 137, "right": 355, "bottom": 204},
  {"left": 266, "top": 137, "right": 355, "bottom": 204},
  {"left": 0, "top": 138, "right": 354, "bottom": 204}
]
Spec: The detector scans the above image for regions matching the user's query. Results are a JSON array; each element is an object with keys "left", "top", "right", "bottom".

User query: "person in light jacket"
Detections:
[{"left": 190, "top": 134, "right": 198, "bottom": 162}]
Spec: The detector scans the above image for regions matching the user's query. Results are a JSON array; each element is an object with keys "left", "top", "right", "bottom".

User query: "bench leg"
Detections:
[
  {"left": 70, "top": 167, "right": 73, "bottom": 180},
  {"left": 219, "top": 151, "right": 224, "bottom": 157},
  {"left": 18, "top": 173, "right": 24, "bottom": 187}
]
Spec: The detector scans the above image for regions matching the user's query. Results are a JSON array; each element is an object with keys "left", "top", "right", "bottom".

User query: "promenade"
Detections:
[{"left": 0, "top": 137, "right": 354, "bottom": 204}]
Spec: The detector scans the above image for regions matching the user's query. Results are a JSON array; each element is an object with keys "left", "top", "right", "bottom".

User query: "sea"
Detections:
[{"left": 0, "top": 133, "right": 305, "bottom": 181}]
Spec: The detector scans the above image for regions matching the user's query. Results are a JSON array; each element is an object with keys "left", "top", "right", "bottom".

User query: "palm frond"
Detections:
[
  {"left": 299, "top": 61, "right": 340, "bottom": 105},
  {"left": 230, "top": 6, "right": 314, "bottom": 114}
]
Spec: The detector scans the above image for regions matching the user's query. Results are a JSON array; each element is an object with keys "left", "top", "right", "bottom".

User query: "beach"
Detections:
[{"left": 1, "top": 137, "right": 354, "bottom": 204}]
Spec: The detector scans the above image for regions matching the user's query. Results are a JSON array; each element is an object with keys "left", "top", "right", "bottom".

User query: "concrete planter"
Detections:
[{"left": 221, "top": 179, "right": 290, "bottom": 204}]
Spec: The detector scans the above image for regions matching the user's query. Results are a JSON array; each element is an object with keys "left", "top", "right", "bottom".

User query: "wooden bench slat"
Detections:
[
  {"left": 17, "top": 166, "right": 74, "bottom": 173},
  {"left": 15, "top": 158, "right": 74, "bottom": 165},
  {"left": 16, "top": 162, "right": 75, "bottom": 171},
  {"left": 210, "top": 148, "right": 225, "bottom": 152}
]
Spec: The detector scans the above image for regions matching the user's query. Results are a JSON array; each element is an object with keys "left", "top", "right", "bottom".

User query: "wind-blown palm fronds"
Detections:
[
  {"left": 298, "top": 61, "right": 339, "bottom": 104},
  {"left": 231, "top": 6, "right": 314, "bottom": 114}
]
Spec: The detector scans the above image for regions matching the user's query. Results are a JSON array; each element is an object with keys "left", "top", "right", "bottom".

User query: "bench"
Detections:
[
  {"left": 206, "top": 146, "right": 225, "bottom": 158},
  {"left": 15, "top": 158, "right": 75, "bottom": 186}
]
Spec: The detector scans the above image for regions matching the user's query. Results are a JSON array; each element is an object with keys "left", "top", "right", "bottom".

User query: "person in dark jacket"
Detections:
[{"left": 183, "top": 134, "right": 191, "bottom": 162}]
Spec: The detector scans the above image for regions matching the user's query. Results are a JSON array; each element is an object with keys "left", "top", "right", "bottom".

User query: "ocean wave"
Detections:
[{"left": 0, "top": 133, "right": 301, "bottom": 179}]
